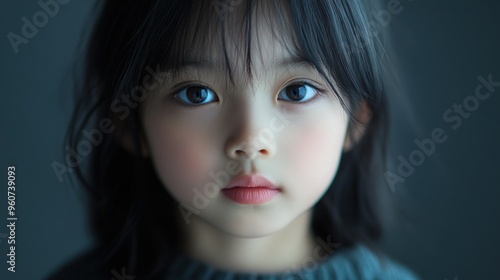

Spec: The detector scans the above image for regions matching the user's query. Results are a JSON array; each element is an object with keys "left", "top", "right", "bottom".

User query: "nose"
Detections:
[{"left": 225, "top": 100, "right": 276, "bottom": 161}]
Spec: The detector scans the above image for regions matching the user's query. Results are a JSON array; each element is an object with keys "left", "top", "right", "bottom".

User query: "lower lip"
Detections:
[{"left": 222, "top": 187, "right": 280, "bottom": 204}]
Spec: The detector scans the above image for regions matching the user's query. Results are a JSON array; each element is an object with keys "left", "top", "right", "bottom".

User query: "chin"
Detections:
[{"left": 203, "top": 209, "right": 297, "bottom": 238}]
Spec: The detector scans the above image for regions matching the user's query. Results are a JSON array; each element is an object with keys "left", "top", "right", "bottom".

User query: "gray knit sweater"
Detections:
[{"left": 47, "top": 244, "right": 420, "bottom": 279}]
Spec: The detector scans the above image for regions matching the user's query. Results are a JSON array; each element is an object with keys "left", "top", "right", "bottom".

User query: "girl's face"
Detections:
[{"left": 140, "top": 13, "right": 350, "bottom": 238}]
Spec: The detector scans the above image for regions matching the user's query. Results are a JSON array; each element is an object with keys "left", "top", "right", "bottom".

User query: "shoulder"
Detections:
[
  {"left": 322, "top": 244, "right": 421, "bottom": 280},
  {"left": 44, "top": 248, "right": 109, "bottom": 280}
]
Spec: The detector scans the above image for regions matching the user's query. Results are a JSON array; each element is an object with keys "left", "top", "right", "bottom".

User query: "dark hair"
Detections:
[{"left": 68, "top": 0, "right": 392, "bottom": 277}]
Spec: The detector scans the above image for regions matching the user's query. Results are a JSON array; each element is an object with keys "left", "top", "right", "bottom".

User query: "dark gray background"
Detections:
[{"left": 0, "top": 0, "right": 499, "bottom": 279}]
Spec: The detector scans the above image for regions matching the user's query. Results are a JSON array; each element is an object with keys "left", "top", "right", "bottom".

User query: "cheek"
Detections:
[
  {"left": 286, "top": 116, "right": 347, "bottom": 200},
  {"left": 145, "top": 121, "right": 213, "bottom": 201}
]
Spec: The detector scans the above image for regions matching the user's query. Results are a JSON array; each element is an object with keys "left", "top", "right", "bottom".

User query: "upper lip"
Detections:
[{"left": 224, "top": 174, "right": 279, "bottom": 190}]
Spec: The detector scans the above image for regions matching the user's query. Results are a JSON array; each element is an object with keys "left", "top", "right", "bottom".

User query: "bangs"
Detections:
[{"left": 140, "top": 0, "right": 304, "bottom": 86}]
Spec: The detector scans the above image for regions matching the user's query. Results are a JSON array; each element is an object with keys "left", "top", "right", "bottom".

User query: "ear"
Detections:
[
  {"left": 112, "top": 115, "right": 150, "bottom": 158},
  {"left": 343, "top": 101, "right": 372, "bottom": 151}
]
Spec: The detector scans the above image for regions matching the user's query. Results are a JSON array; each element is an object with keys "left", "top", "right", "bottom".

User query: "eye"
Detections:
[
  {"left": 175, "top": 85, "right": 218, "bottom": 106},
  {"left": 278, "top": 82, "right": 319, "bottom": 103}
]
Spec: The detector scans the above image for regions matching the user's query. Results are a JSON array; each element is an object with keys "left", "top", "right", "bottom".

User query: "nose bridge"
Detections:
[
  {"left": 239, "top": 93, "right": 264, "bottom": 132},
  {"left": 225, "top": 88, "right": 276, "bottom": 159}
]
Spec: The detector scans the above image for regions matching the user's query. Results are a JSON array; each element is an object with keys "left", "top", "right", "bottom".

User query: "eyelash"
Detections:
[
  {"left": 168, "top": 80, "right": 327, "bottom": 109},
  {"left": 282, "top": 79, "right": 327, "bottom": 106},
  {"left": 167, "top": 82, "right": 214, "bottom": 110}
]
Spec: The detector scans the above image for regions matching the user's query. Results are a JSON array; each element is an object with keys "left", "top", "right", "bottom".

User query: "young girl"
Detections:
[{"left": 48, "top": 0, "right": 420, "bottom": 279}]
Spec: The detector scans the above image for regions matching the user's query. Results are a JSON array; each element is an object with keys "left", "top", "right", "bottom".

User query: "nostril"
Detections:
[{"left": 233, "top": 148, "right": 269, "bottom": 158}]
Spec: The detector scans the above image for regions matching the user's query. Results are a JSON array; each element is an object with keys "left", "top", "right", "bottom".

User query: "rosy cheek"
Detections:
[
  {"left": 287, "top": 120, "right": 345, "bottom": 200},
  {"left": 172, "top": 139, "right": 206, "bottom": 173},
  {"left": 297, "top": 128, "right": 333, "bottom": 174},
  {"left": 149, "top": 127, "right": 211, "bottom": 197}
]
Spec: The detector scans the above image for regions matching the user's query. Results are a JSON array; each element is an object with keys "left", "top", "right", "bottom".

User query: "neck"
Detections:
[{"left": 179, "top": 210, "right": 319, "bottom": 273}]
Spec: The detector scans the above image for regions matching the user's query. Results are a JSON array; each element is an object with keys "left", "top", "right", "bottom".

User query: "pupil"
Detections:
[
  {"left": 187, "top": 87, "right": 207, "bottom": 103},
  {"left": 288, "top": 85, "right": 305, "bottom": 101}
]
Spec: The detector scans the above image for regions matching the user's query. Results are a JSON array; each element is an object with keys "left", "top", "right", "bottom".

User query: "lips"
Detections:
[{"left": 222, "top": 174, "right": 281, "bottom": 204}]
